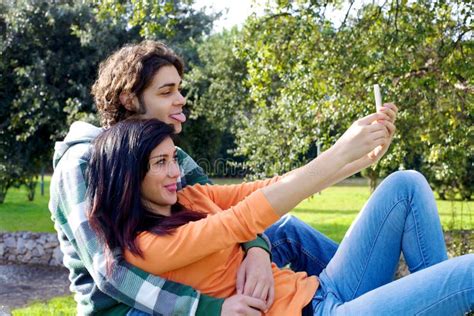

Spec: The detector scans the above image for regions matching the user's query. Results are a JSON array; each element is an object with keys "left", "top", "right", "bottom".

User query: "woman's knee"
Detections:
[
  {"left": 382, "top": 170, "right": 431, "bottom": 196},
  {"left": 387, "top": 170, "right": 427, "bottom": 184}
]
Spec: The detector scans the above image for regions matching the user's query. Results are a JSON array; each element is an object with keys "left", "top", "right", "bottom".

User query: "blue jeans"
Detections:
[
  {"left": 127, "top": 188, "right": 340, "bottom": 316},
  {"left": 264, "top": 214, "right": 339, "bottom": 276},
  {"left": 311, "top": 170, "right": 473, "bottom": 315}
]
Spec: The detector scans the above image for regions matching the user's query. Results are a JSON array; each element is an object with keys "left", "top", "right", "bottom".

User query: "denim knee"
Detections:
[{"left": 383, "top": 170, "right": 431, "bottom": 199}]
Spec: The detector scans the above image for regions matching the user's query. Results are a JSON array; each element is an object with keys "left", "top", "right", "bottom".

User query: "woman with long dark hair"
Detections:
[{"left": 87, "top": 118, "right": 473, "bottom": 315}]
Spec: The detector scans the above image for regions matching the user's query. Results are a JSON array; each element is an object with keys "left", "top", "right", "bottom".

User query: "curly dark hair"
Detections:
[{"left": 91, "top": 40, "right": 184, "bottom": 128}]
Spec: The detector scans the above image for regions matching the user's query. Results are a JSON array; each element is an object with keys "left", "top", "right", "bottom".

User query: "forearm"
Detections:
[
  {"left": 328, "top": 155, "right": 372, "bottom": 185},
  {"left": 261, "top": 146, "right": 346, "bottom": 216}
]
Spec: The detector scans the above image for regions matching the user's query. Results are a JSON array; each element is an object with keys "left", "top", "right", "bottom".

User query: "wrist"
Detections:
[
  {"left": 242, "top": 235, "right": 272, "bottom": 259},
  {"left": 247, "top": 247, "right": 269, "bottom": 257},
  {"left": 320, "top": 145, "right": 349, "bottom": 168}
]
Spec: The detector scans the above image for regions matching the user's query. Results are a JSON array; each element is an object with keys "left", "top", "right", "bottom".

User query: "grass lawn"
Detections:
[
  {"left": 11, "top": 296, "right": 76, "bottom": 316},
  {"left": 0, "top": 177, "right": 54, "bottom": 232},
  {"left": 211, "top": 178, "right": 473, "bottom": 242},
  {"left": 5, "top": 176, "right": 473, "bottom": 314},
  {"left": 1, "top": 176, "right": 472, "bottom": 241}
]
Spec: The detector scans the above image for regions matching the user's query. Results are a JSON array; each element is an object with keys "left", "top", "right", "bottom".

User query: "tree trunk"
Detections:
[{"left": 24, "top": 176, "right": 38, "bottom": 201}]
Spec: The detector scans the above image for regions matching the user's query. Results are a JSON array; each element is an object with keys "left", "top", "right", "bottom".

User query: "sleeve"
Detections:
[
  {"left": 176, "top": 146, "right": 212, "bottom": 186},
  {"left": 49, "top": 155, "right": 222, "bottom": 315},
  {"left": 125, "top": 189, "right": 279, "bottom": 275},
  {"left": 176, "top": 147, "right": 273, "bottom": 255},
  {"left": 204, "top": 176, "right": 282, "bottom": 210}
]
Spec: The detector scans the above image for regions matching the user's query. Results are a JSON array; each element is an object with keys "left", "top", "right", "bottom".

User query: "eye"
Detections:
[
  {"left": 154, "top": 159, "right": 166, "bottom": 166},
  {"left": 173, "top": 154, "right": 178, "bottom": 162}
]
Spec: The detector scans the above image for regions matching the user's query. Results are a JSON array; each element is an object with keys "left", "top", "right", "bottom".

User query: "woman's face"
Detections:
[
  {"left": 138, "top": 65, "right": 186, "bottom": 133},
  {"left": 141, "top": 137, "right": 180, "bottom": 216}
]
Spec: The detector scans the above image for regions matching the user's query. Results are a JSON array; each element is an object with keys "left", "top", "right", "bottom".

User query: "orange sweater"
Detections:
[{"left": 124, "top": 178, "right": 318, "bottom": 315}]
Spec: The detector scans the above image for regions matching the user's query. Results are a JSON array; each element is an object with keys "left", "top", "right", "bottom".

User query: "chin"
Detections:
[
  {"left": 173, "top": 124, "right": 182, "bottom": 134},
  {"left": 169, "top": 196, "right": 178, "bottom": 205}
]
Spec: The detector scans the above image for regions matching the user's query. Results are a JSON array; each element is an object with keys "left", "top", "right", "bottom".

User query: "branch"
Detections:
[
  {"left": 394, "top": 0, "right": 400, "bottom": 36},
  {"left": 454, "top": 82, "right": 474, "bottom": 93},
  {"left": 262, "top": 12, "right": 292, "bottom": 24},
  {"left": 339, "top": 0, "right": 355, "bottom": 30}
]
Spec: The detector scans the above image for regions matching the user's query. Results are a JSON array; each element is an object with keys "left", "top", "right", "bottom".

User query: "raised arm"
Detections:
[
  {"left": 125, "top": 116, "right": 387, "bottom": 273},
  {"left": 262, "top": 112, "right": 391, "bottom": 215}
]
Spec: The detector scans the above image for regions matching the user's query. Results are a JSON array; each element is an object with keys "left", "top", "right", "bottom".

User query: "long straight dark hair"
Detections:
[{"left": 86, "top": 119, "right": 206, "bottom": 272}]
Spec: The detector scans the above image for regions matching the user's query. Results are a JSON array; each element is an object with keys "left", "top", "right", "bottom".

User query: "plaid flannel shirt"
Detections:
[{"left": 48, "top": 121, "right": 270, "bottom": 316}]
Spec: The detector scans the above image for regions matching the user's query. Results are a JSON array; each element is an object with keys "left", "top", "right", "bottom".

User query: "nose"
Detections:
[
  {"left": 174, "top": 91, "right": 186, "bottom": 107},
  {"left": 168, "top": 160, "right": 181, "bottom": 178}
]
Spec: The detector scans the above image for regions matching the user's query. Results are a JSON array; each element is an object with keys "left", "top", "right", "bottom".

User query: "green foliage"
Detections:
[
  {"left": 182, "top": 29, "right": 251, "bottom": 176},
  {"left": 0, "top": 0, "right": 216, "bottom": 199},
  {"left": 233, "top": 0, "right": 473, "bottom": 197},
  {"left": 0, "top": 1, "right": 127, "bottom": 202},
  {"left": 186, "top": 28, "right": 251, "bottom": 131}
]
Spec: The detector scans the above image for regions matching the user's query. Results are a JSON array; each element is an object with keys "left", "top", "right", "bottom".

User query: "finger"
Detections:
[
  {"left": 243, "top": 277, "right": 257, "bottom": 296},
  {"left": 380, "top": 107, "right": 396, "bottom": 122},
  {"left": 367, "top": 121, "right": 388, "bottom": 133},
  {"left": 266, "top": 286, "right": 275, "bottom": 311},
  {"left": 245, "top": 308, "right": 262, "bottom": 316},
  {"left": 251, "top": 282, "right": 267, "bottom": 300},
  {"left": 383, "top": 120, "right": 396, "bottom": 136},
  {"left": 384, "top": 102, "right": 398, "bottom": 114},
  {"left": 236, "top": 267, "right": 245, "bottom": 294},
  {"left": 244, "top": 296, "right": 267, "bottom": 312},
  {"left": 377, "top": 120, "right": 396, "bottom": 137},
  {"left": 371, "top": 130, "right": 387, "bottom": 141},
  {"left": 374, "top": 136, "right": 388, "bottom": 148},
  {"left": 361, "top": 112, "right": 390, "bottom": 125}
]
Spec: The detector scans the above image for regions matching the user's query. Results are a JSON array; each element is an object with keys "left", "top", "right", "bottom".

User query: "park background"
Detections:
[{"left": 0, "top": 0, "right": 472, "bottom": 314}]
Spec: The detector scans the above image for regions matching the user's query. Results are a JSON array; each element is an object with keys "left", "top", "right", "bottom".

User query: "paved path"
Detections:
[{"left": 0, "top": 264, "right": 70, "bottom": 314}]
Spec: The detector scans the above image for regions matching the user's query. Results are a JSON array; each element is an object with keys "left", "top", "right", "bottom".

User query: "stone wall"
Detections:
[{"left": 0, "top": 232, "right": 63, "bottom": 266}]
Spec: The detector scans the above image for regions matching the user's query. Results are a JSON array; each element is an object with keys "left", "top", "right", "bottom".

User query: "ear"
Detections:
[{"left": 119, "top": 92, "right": 139, "bottom": 112}]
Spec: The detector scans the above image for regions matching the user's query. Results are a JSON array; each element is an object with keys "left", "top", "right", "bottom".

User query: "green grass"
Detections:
[
  {"left": 1, "top": 177, "right": 472, "bottom": 240},
  {"left": 0, "top": 176, "right": 54, "bottom": 232},
  {"left": 292, "top": 186, "right": 473, "bottom": 242},
  {"left": 11, "top": 295, "right": 76, "bottom": 316},
  {"left": 212, "top": 178, "right": 473, "bottom": 243}
]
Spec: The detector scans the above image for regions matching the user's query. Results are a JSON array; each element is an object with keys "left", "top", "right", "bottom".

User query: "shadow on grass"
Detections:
[{"left": 294, "top": 208, "right": 359, "bottom": 216}]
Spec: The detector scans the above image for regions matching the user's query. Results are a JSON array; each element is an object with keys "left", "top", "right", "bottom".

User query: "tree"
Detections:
[
  {"left": 182, "top": 29, "right": 252, "bottom": 176},
  {"left": 0, "top": 0, "right": 218, "bottom": 201},
  {"left": 0, "top": 1, "right": 138, "bottom": 201},
  {"left": 234, "top": 0, "right": 473, "bottom": 197}
]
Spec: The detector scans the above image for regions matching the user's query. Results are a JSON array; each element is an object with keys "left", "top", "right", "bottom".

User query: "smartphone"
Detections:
[{"left": 373, "top": 84, "right": 382, "bottom": 111}]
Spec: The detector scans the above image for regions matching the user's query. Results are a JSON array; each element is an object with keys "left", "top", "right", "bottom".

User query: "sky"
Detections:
[
  {"left": 192, "top": 0, "right": 364, "bottom": 33},
  {"left": 192, "top": 0, "right": 265, "bottom": 33}
]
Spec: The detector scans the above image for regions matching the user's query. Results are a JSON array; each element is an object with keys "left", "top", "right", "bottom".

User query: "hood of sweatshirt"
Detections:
[{"left": 53, "top": 121, "right": 102, "bottom": 169}]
